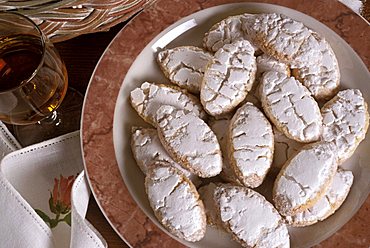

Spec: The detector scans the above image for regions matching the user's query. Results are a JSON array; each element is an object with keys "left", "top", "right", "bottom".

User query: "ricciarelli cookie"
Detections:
[
  {"left": 256, "top": 53, "right": 290, "bottom": 79},
  {"left": 260, "top": 71, "right": 322, "bottom": 143},
  {"left": 198, "top": 182, "right": 223, "bottom": 227},
  {"left": 272, "top": 127, "right": 304, "bottom": 170},
  {"left": 286, "top": 169, "right": 353, "bottom": 227},
  {"left": 242, "top": 13, "right": 340, "bottom": 100},
  {"left": 214, "top": 184, "right": 290, "bottom": 247},
  {"left": 203, "top": 14, "right": 261, "bottom": 54},
  {"left": 130, "top": 82, "right": 207, "bottom": 126},
  {"left": 273, "top": 142, "right": 338, "bottom": 216},
  {"left": 145, "top": 165, "right": 206, "bottom": 242},
  {"left": 130, "top": 127, "right": 200, "bottom": 186},
  {"left": 157, "top": 46, "right": 212, "bottom": 93},
  {"left": 200, "top": 40, "right": 257, "bottom": 116},
  {"left": 242, "top": 13, "right": 322, "bottom": 68},
  {"left": 155, "top": 105, "right": 222, "bottom": 178},
  {"left": 321, "top": 89, "right": 369, "bottom": 164},
  {"left": 228, "top": 102, "right": 274, "bottom": 188},
  {"left": 292, "top": 33, "right": 340, "bottom": 100}
]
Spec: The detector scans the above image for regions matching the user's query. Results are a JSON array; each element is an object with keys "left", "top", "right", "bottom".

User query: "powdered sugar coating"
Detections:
[
  {"left": 272, "top": 127, "right": 304, "bottom": 170},
  {"left": 321, "top": 89, "right": 369, "bottom": 163},
  {"left": 273, "top": 142, "right": 338, "bottom": 216},
  {"left": 203, "top": 14, "right": 260, "bottom": 53},
  {"left": 256, "top": 53, "right": 290, "bottom": 79},
  {"left": 286, "top": 169, "right": 353, "bottom": 227},
  {"left": 293, "top": 33, "right": 340, "bottom": 100},
  {"left": 130, "top": 82, "right": 206, "bottom": 126},
  {"left": 201, "top": 40, "right": 257, "bottom": 116},
  {"left": 260, "top": 71, "right": 322, "bottom": 143},
  {"left": 130, "top": 127, "right": 200, "bottom": 186},
  {"left": 229, "top": 102, "right": 274, "bottom": 188},
  {"left": 198, "top": 183, "right": 222, "bottom": 227},
  {"left": 157, "top": 46, "right": 212, "bottom": 93},
  {"left": 145, "top": 166, "right": 206, "bottom": 242},
  {"left": 242, "top": 13, "right": 322, "bottom": 68},
  {"left": 156, "top": 105, "right": 222, "bottom": 178},
  {"left": 215, "top": 185, "right": 289, "bottom": 248}
]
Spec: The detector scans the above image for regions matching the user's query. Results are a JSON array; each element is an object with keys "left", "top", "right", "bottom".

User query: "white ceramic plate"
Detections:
[{"left": 113, "top": 3, "right": 370, "bottom": 247}]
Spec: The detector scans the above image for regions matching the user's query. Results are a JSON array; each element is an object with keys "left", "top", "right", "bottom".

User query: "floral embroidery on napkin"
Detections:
[{"left": 35, "top": 175, "right": 76, "bottom": 228}]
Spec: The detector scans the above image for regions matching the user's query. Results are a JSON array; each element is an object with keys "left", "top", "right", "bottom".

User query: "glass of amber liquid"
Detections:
[{"left": 0, "top": 12, "right": 81, "bottom": 146}]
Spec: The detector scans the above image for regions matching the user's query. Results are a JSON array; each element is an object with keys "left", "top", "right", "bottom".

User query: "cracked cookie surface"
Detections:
[
  {"left": 157, "top": 46, "right": 212, "bottom": 93},
  {"left": 292, "top": 33, "right": 340, "bottom": 100},
  {"left": 145, "top": 165, "right": 206, "bottom": 242},
  {"left": 203, "top": 14, "right": 260, "bottom": 53},
  {"left": 321, "top": 89, "right": 369, "bottom": 164},
  {"left": 256, "top": 53, "right": 290, "bottom": 80},
  {"left": 273, "top": 142, "right": 338, "bottom": 216},
  {"left": 155, "top": 105, "right": 222, "bottom": 178},
  {"left": 286, "top": 169, "right": 353, "bottom": 227},
  {"left": 130, "top": 82, "right": 206, "bottom": 126},
  {"left": 131, "top": 127, "right": 200, "bottom": 186},
  {"left": 228, "top": 102, "right": 274, "bottom": 188},
  {"left": 214, "top": 185, "right": 290, "bottom": 248},
  {"left": 201, "top": 40, "right": 257, "bottom": 116},
  {"left": 242, "top": 13, "right": 322, "bottom": 68},
  {"left": 260, "top": 71, "right": 322, "bottom": 143}
]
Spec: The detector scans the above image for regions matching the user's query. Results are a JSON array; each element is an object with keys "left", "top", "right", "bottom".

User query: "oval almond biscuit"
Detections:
[
  {"left": 145, "top": 165, "right": 206, "bottom": 242},
  {"left": 155, "top": 105, "right": 222, "bottom": 178},
  {"left": 260, "top": 71, "right": 322, "bottom": 143},
  {"left": 200, "top": 40, "right": 257, "bottom": 117},
  {"left": 273, "top": 142, "right": 338, "bottom": 216},
  {"left": 228, "top": 102, "right": 274, "bottom": 188}
]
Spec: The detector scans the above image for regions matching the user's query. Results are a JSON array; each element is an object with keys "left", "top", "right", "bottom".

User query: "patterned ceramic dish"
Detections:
[{"left": 82, "top": 1, "right": 370, "bottom": 247}]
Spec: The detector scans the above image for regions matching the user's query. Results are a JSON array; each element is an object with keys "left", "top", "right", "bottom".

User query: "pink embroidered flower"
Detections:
[
  {"left": 35, "top": 174, "right": 76, "bottom": 228},
  {"left": 50, "top": 175, "right": 75, "bottom": 214}
]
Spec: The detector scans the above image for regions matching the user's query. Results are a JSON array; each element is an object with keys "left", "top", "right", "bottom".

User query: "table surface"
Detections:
[
  {"left": 55, "top": 22, "right": 129, "bottom": 248},
  {"left": 54, "top": 5, "right": 370, "bottom": 247}
]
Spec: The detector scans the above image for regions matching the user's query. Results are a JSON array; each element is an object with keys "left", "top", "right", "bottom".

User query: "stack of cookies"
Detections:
[{"left": 129, "top": 12, "right": 369, "bottom": 247}]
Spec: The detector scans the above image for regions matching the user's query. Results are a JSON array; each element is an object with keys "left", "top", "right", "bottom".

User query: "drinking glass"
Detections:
[{"left": 0, "top": 12, "right": 82, "bottom": 146}]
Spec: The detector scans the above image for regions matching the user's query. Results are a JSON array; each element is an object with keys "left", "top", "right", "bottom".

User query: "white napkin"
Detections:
[
  {"left": 339, "top": 0, "right": 364, "bottom": 15},
  {"left": 0, "top": 122, "right": 106, "bottom": 248}
]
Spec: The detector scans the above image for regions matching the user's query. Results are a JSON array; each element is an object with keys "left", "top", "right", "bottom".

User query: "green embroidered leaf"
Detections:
[
  {"left": 63, "top": 212, "right": 71, "bottom": 226},
  {"left": 49, "top": 219, "right": 59, "bottom": 228},
  {"left": 34, "top": 209, "right": 51, "bottom": 226}
]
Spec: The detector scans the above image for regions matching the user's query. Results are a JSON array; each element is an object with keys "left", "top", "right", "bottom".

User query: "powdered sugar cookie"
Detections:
[
  {"left": 131, "top": 127, "right": 200, "bottom": 186},
  {"left": 292, "top": 33, "right": 340, "bottom": 100},
  {"left": 260, "top": 71, "right": 322, "bottom": 143},
  {"left": 256, "top": 53, "right": 290, "bottom": 79},
  {"left": 157, "top": 46, "right": 212, "bottom": 93},
  {"left": 321, "top": 89, "right": 369, "bottom": 163},
  {"left": 272, "top": 127, "right": 304, "bottom": 170},
  {"left": 201, "top": 40, "right": 257, "bottom": 116},
  {"left": 242, "top": 13, "right": 322, "bottom": 68},
  {"left": 228, "top": 102, "right": 274, "bottom": 188},
  {"left": 208, "top": 118, "right": 240, "bottom": 183},
  {"left": 198, "top": 182, "right": 223, "bottom": 227},
  {"left": 203, "top": 14, "right": 261, "bottom": 54},
  {"left": 273, "top": 142, "right": 338, "bottom": 216},
  {"left": 155, "top": 105, "right": 222, "bottom": 178},
  {"left": 243, "top": 54, "right": 290, "bottom": 108},
  {"left": 214, "top": 185, "right": 290, "bottom": 248},
  {"left": 145, "top": 165, "right": 206, "bottom": 242},
  {"left": 130, "top": 82, "right": 206, "bottom": 126},
  {"left": 286, "top": 169, "right": 353, "bottom": 227}
]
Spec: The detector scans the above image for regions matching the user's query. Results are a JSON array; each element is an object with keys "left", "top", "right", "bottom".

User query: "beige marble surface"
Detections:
[{"left": 82, "top": 0, "right": 370, "bottom": 247}]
